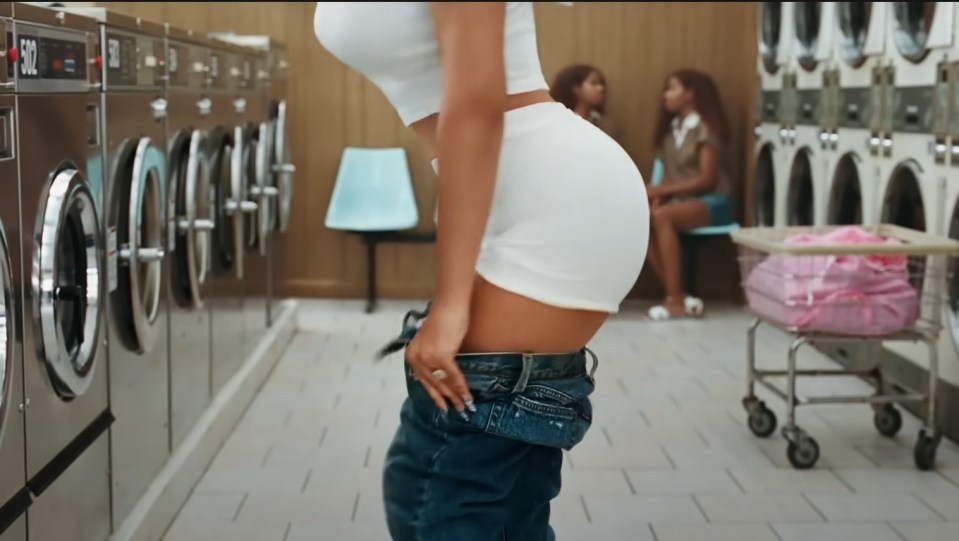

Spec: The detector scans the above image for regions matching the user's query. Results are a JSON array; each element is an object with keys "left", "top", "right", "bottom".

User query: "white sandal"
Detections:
[
  {"left": 684, "top": 296, "right": 704, "bottom": 318},
  {"left": 648, "top": 297, "right": 704, "bottom": 321}
]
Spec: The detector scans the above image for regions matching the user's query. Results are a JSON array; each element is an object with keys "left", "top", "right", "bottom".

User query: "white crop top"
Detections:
[{"left": 313, "top": 2, "right": 549, "bottom": 126}]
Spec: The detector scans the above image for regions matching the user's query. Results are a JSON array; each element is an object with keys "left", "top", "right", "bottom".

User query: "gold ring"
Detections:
[{"left": 431, "top": 369, "right": 448, "bottom": 380}]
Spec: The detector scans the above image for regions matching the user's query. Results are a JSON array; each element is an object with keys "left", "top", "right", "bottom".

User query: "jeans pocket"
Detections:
[{"left": 481, "top": 393, "right": 592, "bottom": 450}]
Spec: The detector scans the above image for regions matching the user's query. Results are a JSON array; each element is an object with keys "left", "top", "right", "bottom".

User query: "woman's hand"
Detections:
[{"left": 406, "top": 304, "right": 474, "bottom": 413}]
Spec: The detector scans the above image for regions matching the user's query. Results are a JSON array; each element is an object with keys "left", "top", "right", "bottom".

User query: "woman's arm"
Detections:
[
  {"left": 402, "top": 3, "right": 507, "bottom": 414},
  {"left": 430, "top": 2, "right": 506, "bottom": 312},
  {"left": 653, "top": 143, "right": 720, "bottom": 199}
]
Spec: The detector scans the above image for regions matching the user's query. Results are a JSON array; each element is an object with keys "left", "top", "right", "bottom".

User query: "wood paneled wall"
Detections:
[{"left": 97, "top": 2, "right": 758, "bottom": 301}]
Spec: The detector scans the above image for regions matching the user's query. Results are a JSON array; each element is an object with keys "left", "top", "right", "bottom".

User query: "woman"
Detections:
[
  {"left": 550, "top": 63, "right": 607, "bottom": 124},
  {"left": 645, "top": 69, "right": 733, "bottom": 320},
  {"left": 315, "top": 3, "right": 647, "bottom": 540}
]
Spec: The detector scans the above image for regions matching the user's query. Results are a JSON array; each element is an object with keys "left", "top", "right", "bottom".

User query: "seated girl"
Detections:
[
  {"left": 550, "top": 64, "right": 607, "bottom": 125},
  {"left": 645, "top": 69, "right": 734, "bottom": 320}
]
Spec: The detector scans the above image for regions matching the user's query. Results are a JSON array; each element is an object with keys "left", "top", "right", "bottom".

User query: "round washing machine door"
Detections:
[
  {"left": 794, "top": 2, "right": 822, "bottom": 72},
  {"left": 753, "top": 143, "right": 777, "bottom": 226},
  {"left": 112, "top": 138, "right": 167, "bottom": 354},
  {"left": 892, "top": 1, "right": 937, "bottom": 63},
  {"left": 170, "top": 130, "right": 214, "bottom": 309},
  {"left": 0, "top": 221, "right": 14, "bottom": 442},
  {"left": 211, "top": 127, "right": 251, "bottom": 280},
  {"left": 247, "top": 121, "right": 276, "bottom": 256},
  {"left": 786, "top": 148, "right": 816, "bottom": 226},
  {"left": 272, "top": 100, "right": 295, "bottom": 233},
  {"left": 827, "top": 153, "right": 865, "bottom": 225},
  {"left": 837, "top": 2, "right": 873, "bottom": 67},
  {"left": 34, "top": 168, "right": 103, "bottom": 398},
  {"left": 759, "top": 3, "right": 783, "bottom": 74}
]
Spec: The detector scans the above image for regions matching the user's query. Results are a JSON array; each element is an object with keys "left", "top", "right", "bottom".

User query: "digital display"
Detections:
[{"left": 18, "top": 34, "right": 87, "bottom": 81}]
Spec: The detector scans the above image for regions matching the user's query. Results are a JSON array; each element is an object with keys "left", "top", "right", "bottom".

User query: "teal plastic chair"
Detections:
[
  {"left": 325, "top": 147, "right": 419, "bottom": 232},
  {"left": 325, "top": 147, "right": 434, "bottom": 313},
  {"left": 650, "top": 156, "right": 740, "bottom": 296}
]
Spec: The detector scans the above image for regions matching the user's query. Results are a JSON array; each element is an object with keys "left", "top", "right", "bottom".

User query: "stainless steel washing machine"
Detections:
[
  {"left": 13, "top": 4, "right": 110, "bottom": 540},
  {"left": 206, "top": 40, "right": 252, "bottom": 396},
  {"left": 165, "top": 24, "right": 214, "bottom": 449},
  {"left": 210, "top": 33, "right": 293, "bottom": 328},
  {"left": 66, "top": 6, "right": 169, "bottom": 529},
  {"left": 0, "top": 5, "right": 26, "bottom": 539}
]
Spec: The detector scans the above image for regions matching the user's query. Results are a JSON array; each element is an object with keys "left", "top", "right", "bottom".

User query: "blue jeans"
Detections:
[{"left": 380, "top": 314, "right": 597, "bottom": 541}]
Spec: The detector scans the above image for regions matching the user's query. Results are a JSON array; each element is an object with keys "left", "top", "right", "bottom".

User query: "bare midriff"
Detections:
[
  {"left": 412, "top": 89, "right": 610, "bottom": 354},
  {"left": 410, "top": 89, "right": 554, "bottom": 159}
]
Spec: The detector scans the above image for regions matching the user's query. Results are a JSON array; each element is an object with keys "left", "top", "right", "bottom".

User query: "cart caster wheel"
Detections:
[
  {"left": 747, "top": 404, "right": 777, "bottom": 438},
  {"left": 873, "top": 405, "right": 903, "bottom": 438},
  {"left": 787, "top": 437, "right": 820, "bottom": 470},
  {"left": 914, "top": 431, "right": 940, "bottom": 471}
]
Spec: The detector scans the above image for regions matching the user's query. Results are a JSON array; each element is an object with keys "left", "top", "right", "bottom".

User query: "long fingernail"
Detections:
[
  {"left": 464, "top": 399, "right": 476, "bottom": 413},
  {"left": 459, "top": 411, "right": 470, "bottom": 421}
]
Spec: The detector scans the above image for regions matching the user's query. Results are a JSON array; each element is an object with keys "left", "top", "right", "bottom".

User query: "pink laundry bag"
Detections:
[{"left": 744, "top": 227, "right": 920, "bottom": 336}]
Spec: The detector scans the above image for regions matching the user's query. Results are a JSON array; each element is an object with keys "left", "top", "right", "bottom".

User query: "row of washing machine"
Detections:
[
  {"left": 0, "top": 4, "right": 295, "bottom": 540},
  {"left": 753, "top": 3, "right": 959, "bottom": 399}
]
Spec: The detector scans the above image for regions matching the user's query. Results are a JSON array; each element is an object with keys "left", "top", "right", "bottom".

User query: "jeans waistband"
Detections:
[{"left": 377, "top": 305, "right": 599, "bottom": 394}]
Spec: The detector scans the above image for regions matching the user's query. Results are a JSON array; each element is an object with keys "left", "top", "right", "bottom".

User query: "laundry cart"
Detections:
[{"left": 733, "top": 224, "right": 959, "bottom": 470}]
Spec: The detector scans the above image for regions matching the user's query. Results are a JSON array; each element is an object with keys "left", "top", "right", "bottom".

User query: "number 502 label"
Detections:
[{"left": 18, "top": 36, "right": 38, "bottom": 78}]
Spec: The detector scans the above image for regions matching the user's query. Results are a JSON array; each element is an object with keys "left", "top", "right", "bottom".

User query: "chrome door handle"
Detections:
[
  {"left": 193, "top": 219, "right": 215, "bottom": 232},
  {"left": 150, "top": 98, "right": 168, "bottom": 120},
  {"left": 240, "top": 201, "right": 258, "bottom": 213},
  {"left": 272, "top": 163, "right": 296, "bottom": 173},
  {"left": 138, "top": 247, "right": 165, "bottom": 262}
]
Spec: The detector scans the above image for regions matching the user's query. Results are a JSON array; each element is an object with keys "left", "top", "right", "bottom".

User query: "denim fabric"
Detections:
[
  {"left": 700, "top": 193, "right": 734, "bottom": 226},
  {"left": 380, "top": 313, "right": 597, "bottom": 541}
]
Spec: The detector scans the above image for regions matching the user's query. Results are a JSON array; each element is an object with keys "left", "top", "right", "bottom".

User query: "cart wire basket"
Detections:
[{"left": 731, "top": 224, "right": 959, "bottom": 470}]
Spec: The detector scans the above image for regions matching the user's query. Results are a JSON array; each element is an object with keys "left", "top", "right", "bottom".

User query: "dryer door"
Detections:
[
  {"left": 113, "top": 138, "right": 166, "bottom": 354},
  {"left": 828, "top": 153, "right": 865, "bottom": 225},
  {"left": 753, "top": 143, "right": 777, "bottom": 227},
  {"left": 892, "top": 2, "right": 952, "bottom": 62},
  {"left": 171, "top": 130, "right": 213, "bottom": 309},
  {"left": 272, "top": 100, "right": 295, "bottom": 233},
  {"left": 786, "top": 148, "right": 816, "bottom": 226},
  {"left": 759, "top": 2, "right": 783, "bottom": 74},
  {"left": 837, "top": 2, "right": 872, "bottom": 67},
  {"left": 794, "top": 2, "right": 822, "bottom": 72},
  {"left": 34, "top": 168, "right": 103, "bottom": 398},
  {"left": 0, "top": 221, "right": 14, "bottom": 441}
]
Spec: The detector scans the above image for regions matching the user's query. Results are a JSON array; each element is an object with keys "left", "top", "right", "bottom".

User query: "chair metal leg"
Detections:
[
  {"left": 682, "top": 238, "right": 700, "bottom": 297},
  {"left": 365, "top": 236, "right": 377, "bottom": 314}
]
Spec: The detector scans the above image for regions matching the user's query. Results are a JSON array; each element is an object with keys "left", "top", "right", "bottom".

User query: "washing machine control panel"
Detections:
[
  {"left": 103, "top": 30, "right": 164, "bottom": 89},
  {"left": 166, "top": 40, "right": 205, "bottom": 89},
  {"left": 9, "top": 23, "right": 96, "bottom": 92}
]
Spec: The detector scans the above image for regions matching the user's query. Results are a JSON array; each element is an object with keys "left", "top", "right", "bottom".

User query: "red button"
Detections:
[
  {"left": 95, "top": 55, "right": 102, "bottom": 69},
  {"left": 6, "top": 47, "right": 16, "bottom": 63}
]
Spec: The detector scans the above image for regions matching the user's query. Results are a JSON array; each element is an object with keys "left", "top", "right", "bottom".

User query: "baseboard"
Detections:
[
  {"left": 110, "top": 299, "right": 299, "bottom": 541},
  {"left": 815, "top": 342, "right": 959, "bottom": 444}
]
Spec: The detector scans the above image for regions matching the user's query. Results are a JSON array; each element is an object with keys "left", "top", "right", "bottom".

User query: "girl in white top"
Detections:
[{"left": 315, "top": 3, "right": 647, "bottom": 539}]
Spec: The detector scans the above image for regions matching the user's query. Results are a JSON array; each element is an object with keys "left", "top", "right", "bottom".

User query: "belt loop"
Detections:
[
  {"left": 585, "top": 347, "right": 599, "bottom": 380},
  {"left": 511, "top": 353, "right": 534, "bottom": 394}
]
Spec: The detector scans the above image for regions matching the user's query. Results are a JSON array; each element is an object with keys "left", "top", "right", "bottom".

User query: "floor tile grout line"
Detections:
[
  {"left": 660, "top": 445, "right": 676, "bottom": 470},
  {"left": 350, "top": 492, "right": 361, "bottom": 522},
  {"left": 690, "top": 494, "right": 710, "bottom": 523},
  {"left": 695, "top": 428, "right": 710, "bottom": 446},
  {"left": 767, "top": 523, "right": 784, "bottom": 541},
  {"left": 579, "top": 495, "right": 591, "bottom": 524},
  {"left": 231, "top": 492, "right": 249, "bottom": 523},
  {"left": 621, "top": 469, "right": 636, "bottom": 495},
  {"left": 647, "top": 523, "right": 659, "bottom": 541},
  {"left": 639, "top": 411, "right": 651, "bottom": 427},
  {"left": 260, "top": 446, "right": 273, "bottom": 468},
  {"left": 318, "top": 426, "right": 328, "bottom": 448},
  {"left": 602, "top": 427, "right": 614, "bottom": 448},
  {"left": 301, "top": 468, "right": 313, "bottom": 493},
  {"left": 911, "top": 491, "right": 948, "bottom": 521},
  {"left": 364, "top": 446, "right": 372, "bottom": 468},
  {"left": 887, "top": 521, "right": 909, "bottom": 541},
  {"left": 827, "top": 469, "right": 857, "bottom": 494},
  {"left": 800, "top": 493, "right": 828, "bottom": 522},
  {"left": 723, "top": 467, "right": 746, "bottom": 494},
  {"left": 282, "top": 521, "right": 292, "bottom": 541},
  {"left": 935, "top": 470, "right": 959, "bottom": 489}
]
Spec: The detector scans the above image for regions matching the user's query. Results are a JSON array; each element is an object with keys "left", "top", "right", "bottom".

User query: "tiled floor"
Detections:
[{"left": 163, "top": 300, "right": 959, "bottom": 541}]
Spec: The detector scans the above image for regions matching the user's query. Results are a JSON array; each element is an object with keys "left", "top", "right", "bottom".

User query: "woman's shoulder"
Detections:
[{"left": 694, "top": 121, "right": 722, "bottom": 149}]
